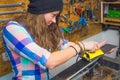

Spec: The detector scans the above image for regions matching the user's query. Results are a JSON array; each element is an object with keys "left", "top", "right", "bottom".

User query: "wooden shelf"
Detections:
[
  {"left": 104, "top": 18, "right": 120, "bottom": 22},
  {"left": 103, "top": 22, "right": 120, "bottom": 26},
  {"left": 103, "top": 2, "right": 120, "bottom": 4},
  {"left": 101, "top": 1, "right": 120, "bottom": 26}
]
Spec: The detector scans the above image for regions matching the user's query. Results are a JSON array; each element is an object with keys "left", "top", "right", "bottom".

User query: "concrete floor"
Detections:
[{"left": 0, "top": 29, "right": 119, "bottom": 80}]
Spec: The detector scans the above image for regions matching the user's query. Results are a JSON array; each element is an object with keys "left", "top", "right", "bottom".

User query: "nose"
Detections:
[{"left": 52, "top": 17, "right": 56, "bottom": 23}]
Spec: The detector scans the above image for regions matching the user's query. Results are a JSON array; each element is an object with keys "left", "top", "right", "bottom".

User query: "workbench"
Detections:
[
  {"left": 50, "top": 29, "right": 119, "bottom": 80},
  {"left": 51, "top": 57, "right": 100, "bottom": 80}
]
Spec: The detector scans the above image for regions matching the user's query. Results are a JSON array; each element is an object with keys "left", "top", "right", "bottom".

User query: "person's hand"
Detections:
[{"left": 80, "top": 40, "right": 107, "bottom": 52}]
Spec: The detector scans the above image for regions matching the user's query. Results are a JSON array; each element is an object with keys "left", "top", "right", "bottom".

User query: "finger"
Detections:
[
  {"left": 99, "top": 40, "right": 108, "bottom": 48},
  {"left": 90, "top": 46, "right": 96, "bottom": 52},
  {"left": 108, "top": 48, "right": 115, "bottom": 53},
  {"left": 95, "top": 43, "right": 100, "bottom": 49}
]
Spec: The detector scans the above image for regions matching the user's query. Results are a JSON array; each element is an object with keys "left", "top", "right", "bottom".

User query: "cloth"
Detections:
[
  {"left": 2, "top": 21, "right": 68, "bottom": 80},
  {"left": 28, "top": 0, "right": 63, "bottom": 14},
  {"left": 58, "top": 39, "right": 68, "bottom": 50}
]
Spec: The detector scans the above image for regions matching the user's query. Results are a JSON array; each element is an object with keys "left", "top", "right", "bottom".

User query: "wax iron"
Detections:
[{"left": 82, "top": 44, "right": 117, "bottom": 61}]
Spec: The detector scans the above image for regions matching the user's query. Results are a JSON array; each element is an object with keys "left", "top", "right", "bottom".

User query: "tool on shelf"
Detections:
[{"left": 0, "top": 3, "right": 24, "bottom": 8}]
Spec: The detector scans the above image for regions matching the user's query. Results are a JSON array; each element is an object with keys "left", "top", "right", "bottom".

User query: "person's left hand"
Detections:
[{"left": 80, "top": 40, "right": 108, "bottom": 52}]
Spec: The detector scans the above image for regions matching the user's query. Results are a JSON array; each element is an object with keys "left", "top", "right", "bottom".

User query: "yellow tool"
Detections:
[
  {"left": 82, "top": 49, "right": 104, "bottom": 61},
  {"left": 81, "top": 43, "right": 117, "bottom": 61}
]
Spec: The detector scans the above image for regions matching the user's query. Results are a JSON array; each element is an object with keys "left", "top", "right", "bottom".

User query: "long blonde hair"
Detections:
[{"left": 15, "top": 12, "right": 63, "bottom": 51}]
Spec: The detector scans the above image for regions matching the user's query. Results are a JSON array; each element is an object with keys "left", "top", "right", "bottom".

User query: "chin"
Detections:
[
  {"left": 48, "top": 23, "right": 53, "bottom": 27},
  {"left": 47, "top": 23, "right": 51, "bottom": 26}
]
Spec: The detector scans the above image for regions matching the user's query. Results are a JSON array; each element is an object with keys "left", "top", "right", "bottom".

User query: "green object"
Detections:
[
  {"left": 107, "top": 9, "right": 120, "bottom": 18},
  {"left": 63, "top": 28, "right": 71, "bottom": 33}
]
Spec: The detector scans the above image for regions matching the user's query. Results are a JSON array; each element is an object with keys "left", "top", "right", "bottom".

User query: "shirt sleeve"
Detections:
[
  {"left": 57, "top": 38, "right": 69, "bottom": 50},
  {"left": 3, "top": 22, "right": 50, "bottom": 69}
]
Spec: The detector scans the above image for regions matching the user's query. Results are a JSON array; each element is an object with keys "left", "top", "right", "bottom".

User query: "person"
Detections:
[{"left": 2, "top": 0, "right": 107, "bottom": 80}]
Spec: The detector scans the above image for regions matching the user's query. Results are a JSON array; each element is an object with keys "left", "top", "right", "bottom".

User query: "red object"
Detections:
[{"left": 76, "top": 7, "right": 82, "bottom": 15}]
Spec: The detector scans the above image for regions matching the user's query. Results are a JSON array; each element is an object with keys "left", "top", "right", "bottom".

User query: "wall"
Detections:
[{"left": 0, "top": 0, "right": 29, "bottom": 77}]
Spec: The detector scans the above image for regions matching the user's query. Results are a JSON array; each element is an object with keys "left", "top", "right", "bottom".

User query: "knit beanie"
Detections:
[{"left": 28, "top": 0, "right": 63, "bottom": 14}]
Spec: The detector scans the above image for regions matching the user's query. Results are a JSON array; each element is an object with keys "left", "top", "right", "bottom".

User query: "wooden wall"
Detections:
[
  {"left": 59, "top": 0, "right": 102, "bottom": 42},
  {"left": 0, "top": 0, "right": 29, "bottom": 24},
  {"left": 0, "top": 0, "right": 29, "bottom": 76}
]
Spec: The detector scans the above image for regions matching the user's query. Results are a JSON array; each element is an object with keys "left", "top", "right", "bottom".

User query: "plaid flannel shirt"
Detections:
[{"left": 2, "top": 21, "right": 68, "bottom": 80}]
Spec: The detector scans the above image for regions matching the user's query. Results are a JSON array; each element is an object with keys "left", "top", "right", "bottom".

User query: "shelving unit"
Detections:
[{"left": 101, "top": 1, "right": 120, "bottom": 27}]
